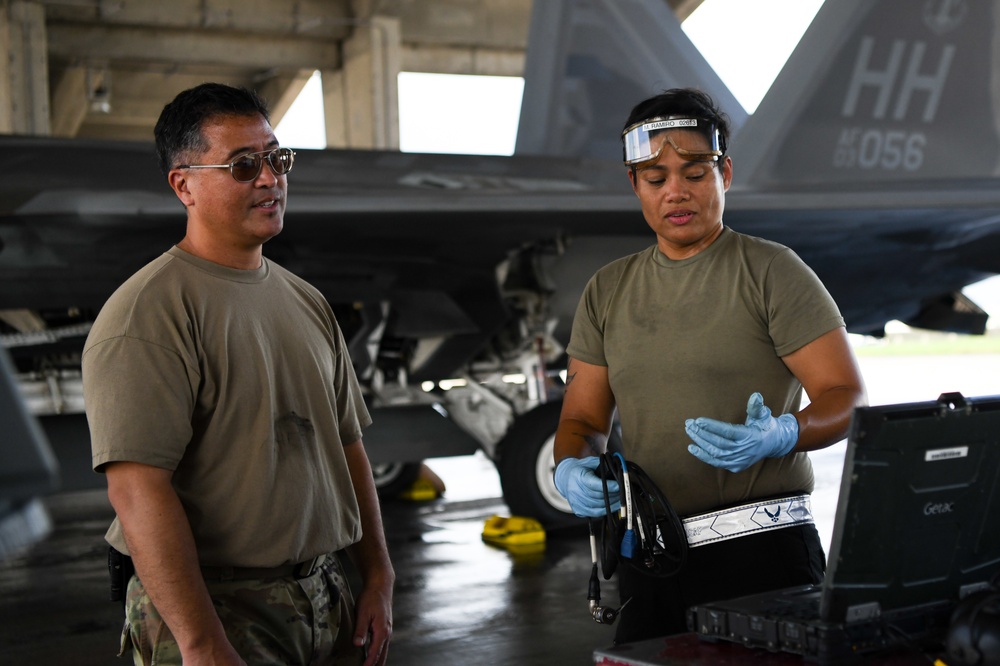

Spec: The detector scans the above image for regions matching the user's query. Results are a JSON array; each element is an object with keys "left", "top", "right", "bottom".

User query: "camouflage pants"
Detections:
[{"left": 120, "top": 554, "right": 364, "bottom": 666}]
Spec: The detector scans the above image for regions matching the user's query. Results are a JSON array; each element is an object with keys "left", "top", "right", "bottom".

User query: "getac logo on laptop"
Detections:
[{"left": 924, "top": 501, "right": 954, "bottom": 516}]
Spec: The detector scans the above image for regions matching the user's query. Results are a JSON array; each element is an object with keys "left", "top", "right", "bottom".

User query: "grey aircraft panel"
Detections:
[
  {"left": 3, "top": 0, "right": 1000, "bottom": 493},
  {"left": 2, "top": 0, "right": 999, "bottom": 347},
  {"left": 515, "top": 0, "right": 747, "bottom": 161},
  {"left": 719, "top": 0, "right": 1000, "bottom": 334},
  {"left": 733, "top": 0, "right": 1000, "bottom": 187}
]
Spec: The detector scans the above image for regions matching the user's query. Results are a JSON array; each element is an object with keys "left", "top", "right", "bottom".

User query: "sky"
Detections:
[{"left": 274, "top": 0, "right": 1000, "bottom": 322}]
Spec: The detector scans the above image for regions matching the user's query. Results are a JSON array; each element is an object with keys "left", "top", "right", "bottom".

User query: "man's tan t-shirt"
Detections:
[{"left": 84, "top": 246, "right": 370, "bottom": 567}]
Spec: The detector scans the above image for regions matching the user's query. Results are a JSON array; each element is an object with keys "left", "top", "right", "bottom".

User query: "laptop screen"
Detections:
[{"left": 821, "top": 392, "right": 1000, "bottom": 622}]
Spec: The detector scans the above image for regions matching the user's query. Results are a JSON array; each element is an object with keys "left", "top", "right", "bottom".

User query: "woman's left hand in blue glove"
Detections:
[{"left": 685, "top": 392, "right": 799, "bottom": 473}]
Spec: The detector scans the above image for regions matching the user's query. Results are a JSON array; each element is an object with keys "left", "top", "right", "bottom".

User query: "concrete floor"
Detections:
[
  {"left": 4, "top": 355, "right": 993, "bottom": 666},
  {"left": 0, "top": 462, "right": 617, "bottom": 666}
]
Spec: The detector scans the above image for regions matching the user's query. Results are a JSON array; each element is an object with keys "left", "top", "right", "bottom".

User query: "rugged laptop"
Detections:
[{"left": 687, "top": 393, "right": 1000, "bottom": 664}]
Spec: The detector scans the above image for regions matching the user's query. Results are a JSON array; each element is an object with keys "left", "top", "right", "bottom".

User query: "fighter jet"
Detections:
[{"left": 1, "top": 0, "right": 997, "bottom": 529}]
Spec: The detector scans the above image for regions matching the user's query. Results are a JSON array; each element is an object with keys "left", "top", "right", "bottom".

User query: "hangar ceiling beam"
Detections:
[
  {"left": 37, "top": 0, "right": 355, "bottom": 37},
  {"left": 400, "top": 44, "right": 524, "bottom": 77},
  {"left": 353, "top": 0, "right": 530, "bottom": 50},
  {"left": 31, "top": 0, "right": 708, "bottom": 143},
  {"left": 354, "top": 0, "right": 529, "bottom": 76},
  {"left": 47, "top": 24, "right": 343, "bottom": 71}
]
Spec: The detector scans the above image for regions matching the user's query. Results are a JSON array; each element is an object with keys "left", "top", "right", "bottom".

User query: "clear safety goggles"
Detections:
[{"left": 621, "top": 117, "right": 723, "bottom": 166}]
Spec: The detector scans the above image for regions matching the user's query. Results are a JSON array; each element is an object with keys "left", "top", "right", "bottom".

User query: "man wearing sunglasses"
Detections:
[
  {"left": 553, "top": 88, "right": 867, "bottom": 643},
  {"left": 82, "top": 83, "right": 393, "bottom": 666}
]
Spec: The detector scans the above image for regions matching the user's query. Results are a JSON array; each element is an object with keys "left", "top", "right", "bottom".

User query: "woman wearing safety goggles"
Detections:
[{"left": 553, "top": 88, "right": 866, "bottom": 644}]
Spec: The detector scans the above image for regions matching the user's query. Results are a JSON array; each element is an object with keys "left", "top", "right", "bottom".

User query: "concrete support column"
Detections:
[
  {"left": 321, "top": 15, "right": 400, "bottom": 149},
  {"left": 0, "top": 0, "right": 50, "bottom": 135},
  {"left": 49, "top": 65, "right": 88, "bottom": 137}
]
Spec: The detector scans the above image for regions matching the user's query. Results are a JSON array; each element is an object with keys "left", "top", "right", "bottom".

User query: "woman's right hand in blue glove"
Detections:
[{"left": 553, "top": 456, "right": 621, "bottom": 517}]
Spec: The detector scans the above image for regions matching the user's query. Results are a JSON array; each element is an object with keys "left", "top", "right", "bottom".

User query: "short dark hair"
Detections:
[
  {"left": 153, "top": 83, "right": 270, "bottom": 176},
  {"left": 623, "top": 88, "right": 730, "bottom": 157}
]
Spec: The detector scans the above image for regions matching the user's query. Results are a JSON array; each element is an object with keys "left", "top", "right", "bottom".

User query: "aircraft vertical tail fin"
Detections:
[
  {"left": 515, "top": 0, "right": 747, "bottom": 162},
  {"left": 731, "top": 0, "right": 1000, "bottom": 190}
]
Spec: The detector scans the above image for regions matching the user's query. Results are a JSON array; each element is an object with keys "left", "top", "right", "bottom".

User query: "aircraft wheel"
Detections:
[
  {"left": 371, "top": 461, "right": 422, "bottom": 498},
  {"left": 497, "top": 401, "right": 583, "bottom": 531}
]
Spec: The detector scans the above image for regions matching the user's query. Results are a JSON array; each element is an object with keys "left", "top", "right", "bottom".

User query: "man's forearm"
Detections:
[
  {"left": 343, "top": 441, "right": 394, "bottom": 665},
  {"left": 106, "top": 462, "right": 239, "bottom": 663},
  {"left": 343, "top": 442, "right": 394, "bottom": 585}
]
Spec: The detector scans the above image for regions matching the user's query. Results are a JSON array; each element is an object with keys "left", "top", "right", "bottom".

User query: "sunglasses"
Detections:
[{"left": 177, "top": 147, "right": 295, "bottom": 182}]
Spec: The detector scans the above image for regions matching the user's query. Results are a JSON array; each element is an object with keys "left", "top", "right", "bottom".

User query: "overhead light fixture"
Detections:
[{"left": 87, "top": 65, "right": 111, "bottom": 114}]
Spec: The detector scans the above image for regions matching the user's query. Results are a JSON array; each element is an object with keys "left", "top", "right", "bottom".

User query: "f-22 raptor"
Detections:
[{"left": 1, "top": 0, "right": 997, "bottom": 528}]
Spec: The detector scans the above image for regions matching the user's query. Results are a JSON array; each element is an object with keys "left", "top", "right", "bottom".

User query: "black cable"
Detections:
[
  {"left": 583, "top": 452, "right": 690, "bottom": 624},
  {"left": 593, "top": 452, "right": 688, "bottom": 579}
]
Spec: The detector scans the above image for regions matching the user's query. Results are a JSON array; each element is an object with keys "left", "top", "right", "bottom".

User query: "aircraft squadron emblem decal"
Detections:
[{"left": 923, "top": 0, "right": 967, "bottom": 35}]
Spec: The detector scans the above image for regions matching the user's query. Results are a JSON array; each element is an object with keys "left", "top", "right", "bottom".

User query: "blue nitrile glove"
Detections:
[
  {"left": 553, "top": 456, "right": 622, "bottom": 518},
  {"left": 685, "top": 392, "right": 799, "bottom": 473}
]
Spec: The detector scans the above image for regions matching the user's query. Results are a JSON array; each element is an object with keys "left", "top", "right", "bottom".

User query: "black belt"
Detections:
[{"left": 200, "top": 554, "right": 326, "bottom": 581}]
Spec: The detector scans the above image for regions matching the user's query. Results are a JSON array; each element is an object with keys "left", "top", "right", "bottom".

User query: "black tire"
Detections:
[
  {"left": 496, "top": 401, "right": 584, "bottom": 531},
  {"left": 371, "top": 461, "right": 422, "bottom": 499}
]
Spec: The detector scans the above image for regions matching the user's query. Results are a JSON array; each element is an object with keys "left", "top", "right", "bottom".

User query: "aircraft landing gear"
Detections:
[
  {"left": 496, "top": 400, "right": 624, "bottom": 531},
  {"left": 496, "top": 400, "right": 581, "bottom": 530}
]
